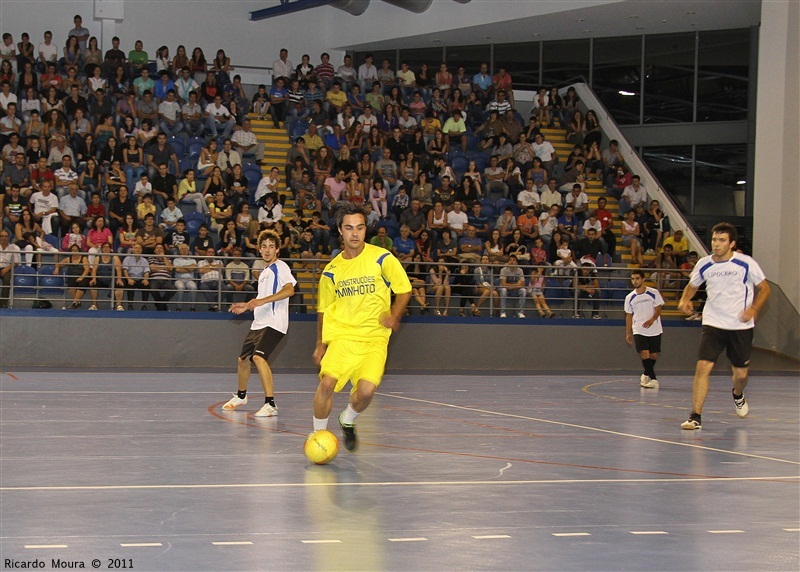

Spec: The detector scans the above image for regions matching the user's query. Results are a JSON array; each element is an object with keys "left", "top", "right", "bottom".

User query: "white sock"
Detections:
[
  {"left": 313, "top": 416, "right": 328, "bottom": 431},
  {"left": 340, "top": 404, "right": 359, "bottom": 425}
]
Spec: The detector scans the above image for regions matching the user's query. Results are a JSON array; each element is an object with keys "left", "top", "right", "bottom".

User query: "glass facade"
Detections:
[
  {"left": 593, "top": 36, "right": 642, "bottom": 125},
  {"left": 542, "top": 39, "right": 590, "bottom": 87},
  {"left": 643, "top": 33, "right": 696, "bottom": 123},
  {"left": 641, "top": 146, "right": 694, "bottom": 214},
  {"left": 694, "top": 144, "right": 748, "bottom": 216},
  {"left": 697, "top": 30, "right": 750, "bottom": 122},
  {"left": 493, "top": 42, "right": 539, "bottom": 91}
]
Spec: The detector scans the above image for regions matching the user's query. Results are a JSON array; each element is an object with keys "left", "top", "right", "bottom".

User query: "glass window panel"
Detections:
[
  {"left": 641, "top": 146, "right": 693, "bottom": 213},
  {"left": 493, "top": 42, "right": 540, "bottom": 90},
  {"left": 693, "top": 144, "right": 748, "bottom": 216},
  {"left": 592, "top": 36, "right": 641, "bottom": 125},
  {"left": 444, "top": 44, "right": 491, "bottom": 78},
  {"left": 398, "top": 47, "right": 444, "bottom": 71},
  {"left": 643, "top": 33, "right": 695, "bottom": 124},
  {"left": 542, "top": 39, "right": 589, "bottom": 87},
  {"left": 697, "top": 29, "right": 750, "bottom": 122},
  {"left": 353, "top": 49, "right": 398, "bottom": 71}
]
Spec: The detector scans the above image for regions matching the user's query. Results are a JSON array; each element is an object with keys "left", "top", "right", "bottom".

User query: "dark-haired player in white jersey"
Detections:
[
  {"left": 678, "top": 223, "right": 770, "bottom": 430},
  {"left": 625, "top": 269, "right": 664, "bottom": 389}
]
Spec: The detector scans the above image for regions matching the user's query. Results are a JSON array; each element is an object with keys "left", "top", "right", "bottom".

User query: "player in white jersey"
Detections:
[
  {"left": 625, "top": 269, "right": 664, "bottom": 388},
  {"left": 222, "top": 230, "right": 297, "bottom": 417},
  {"left": 677, "top": 223, "right": 770, "bottom": 430}
]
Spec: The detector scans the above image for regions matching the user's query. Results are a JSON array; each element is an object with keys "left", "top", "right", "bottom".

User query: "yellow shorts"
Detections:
[{"left": 319, "top": 338, "right": 388, "bottom": 393}]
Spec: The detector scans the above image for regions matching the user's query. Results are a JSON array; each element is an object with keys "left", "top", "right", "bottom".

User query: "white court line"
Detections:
[
  {"left": 378, "top": 392, "right": 800, "bottom": 466},
  {"left": 2, "top": 475, "right": 798, "bottom": 492},
  {"left": 472, "top": 534, "right": 511, "bottom": 539},
  {"left": 301, "top": 539, "right": 341, "bottom": 544},
  {"left": 708, "top": 530, "right": 744, "bottom": 534},
  {"left": 212, "top": 541, "right": 253, "bottom": 546},
  {"left": 388, "top": 537, "right": 428, "bottom": 542},
  {"left": 25, "top": 544, "right": 68, "bottom": 548},
  {"left": 552, "top": 533, "right": 590, "bottom": 537},
  {"left": 783, "top": 528, "right": 800, "bottom": 532},
  {"left": 630, "top": 531, "right": 668, "bottom": 535},
  {"left": 119, "top": 542, "right": 162, "bottom": 547}
]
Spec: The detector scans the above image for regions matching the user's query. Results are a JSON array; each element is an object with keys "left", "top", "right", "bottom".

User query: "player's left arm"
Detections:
[
  {"left": 247, "top": 282, "right": 295, "bottom": 310},
  {"left": 741, "top": 279, "right": 770, "bottom": 323},
  {"left": 643, "top": 304, "right": 662, "bottom": 328},
  {"left": 380, "top": 253, "right": 413, "bottom": 331}
]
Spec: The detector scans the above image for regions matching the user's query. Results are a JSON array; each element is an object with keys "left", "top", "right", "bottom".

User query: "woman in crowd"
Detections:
[
  {"left": 122, "top": 136, "right": 145, "bottom": 185},
  {"left": 55, "top": 244, "right": 90, "bottom": 309},
  {"left": 89, "top": 241, "right": 124, "bottom": 311},
  {"left": 474, "top": 253, "right": 499, "bottom": 316},
  {"left": 117, "top": 213, "right": 138, "bottom": 253},
  {"left": 172, "top": 45, "right": 189, "bottom": 75},
  {"left": 197, "top": 139, "right": 219, "bottom": 177},
  {"left": 83, "top": 37, "right": 103, "bottom": 78},
  {"left": 79, "top": 157, "right": 101, "bottom": 197}
]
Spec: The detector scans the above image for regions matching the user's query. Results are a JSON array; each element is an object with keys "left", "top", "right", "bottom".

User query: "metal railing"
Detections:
[{"left": 2, "top": 250, "right": 697, "bottom": 320}]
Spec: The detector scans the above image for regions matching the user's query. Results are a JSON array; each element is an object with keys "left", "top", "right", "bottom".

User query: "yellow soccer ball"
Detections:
[{"left": 304, "top": 430, "right": 339, "bottom": 464}]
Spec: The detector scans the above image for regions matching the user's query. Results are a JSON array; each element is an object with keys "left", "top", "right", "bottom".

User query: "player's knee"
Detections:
[
  {"left": 318, "top": 376, "right": 337, "bottom": 393},
  {"left": 252, "top": 354, "right": 267, "bottom": 367}
]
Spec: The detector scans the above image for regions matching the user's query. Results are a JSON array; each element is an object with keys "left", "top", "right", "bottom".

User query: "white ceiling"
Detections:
[{"left": 342, "top": 0, "right": 762, "bottom": 51}]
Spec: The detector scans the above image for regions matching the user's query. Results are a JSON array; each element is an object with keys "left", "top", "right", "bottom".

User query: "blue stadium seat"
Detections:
[
  {"left": 451, "top": 155, "right": 468, "bottom": 181},
  {"left": 187, "top": 142, "right": 205, "bottom": 161},
  {"left": 38, "top": 265, "right": 65, "bottom": 295},
  {"left": 12, "top": 266, "right": 37, "bottom": 295},
  {"left": 43, "top": 234, "right": 60, "bottom": 250},
  {"left": 169, "top": 136, "right": 186, "bottom": 158},
  {"left": 471, "top": 153, "right": 488, "bottom": 174}
]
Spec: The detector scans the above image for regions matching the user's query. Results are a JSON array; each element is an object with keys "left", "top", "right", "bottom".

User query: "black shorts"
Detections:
[
  {"left": 633, "top": 334, "right": 661, "bottom": 354},
  {"left": 698, "top": 325, "right": 753, "bottom": 368},
  {"left": 239, "top": 327, "right": 284, "bottom": 361},
  {"left": 67, "top": 276, "right": 86, "bottom": 289}
]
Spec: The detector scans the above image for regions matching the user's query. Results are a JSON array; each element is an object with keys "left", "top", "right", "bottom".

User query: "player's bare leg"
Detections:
[
  {"left": 313, "top": 375, "right": 337, "bottom": 425},
  {"left": 691, "top": 360, "right": 714, "bottom": 414},
  {"left": 236, "top": 357, "right": 251, "bottom": 392},
  {"left": 252, "top": 355, "right": 274, "bottom": 396}
]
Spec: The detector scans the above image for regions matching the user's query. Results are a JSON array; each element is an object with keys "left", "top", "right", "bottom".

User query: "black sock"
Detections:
[
  {"left": 265, "top": 396, "right": 275, "bottom": 406},
  {"left": 647, "top": 359, "right": 657, "bottom": 379},
  {"left": 237, "top": 390, "right": 247, "bottom": 399},
  {"left": 732, "top": 389, "right": 743, "bottom": 400},
  {"left": 641, "top": 358, "right": 651, "bottom": 377}
]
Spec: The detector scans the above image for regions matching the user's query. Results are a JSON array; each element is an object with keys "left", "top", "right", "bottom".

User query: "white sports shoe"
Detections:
[
  {"left": 222, "top": 394, "right": 247, "bottom": 411},
  {"left": 640, "top": 375, "right": 659, "bottom": 389},
  {"left": 255, "top": 403, "right": 278, "bottom": 417},
  {"left": 517, "top": 311, "right": 526, "bottom": 318},
  {"left": 733, "top": 390, "right": 749, "bottom": 418},
  {"left": 500, "top": 312, "right": 507, "bottom": 318}
]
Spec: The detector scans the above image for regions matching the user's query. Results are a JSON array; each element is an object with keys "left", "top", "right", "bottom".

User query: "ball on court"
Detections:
[{"left": 304, "top": 430, "right": 339, "bottom": 464}]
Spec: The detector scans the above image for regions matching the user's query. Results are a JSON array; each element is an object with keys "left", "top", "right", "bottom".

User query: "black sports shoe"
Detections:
[
  {"left": 681, "top": 412, "right": 702, "bottom": 430},
  {"left": 338, "top": 412, "right": 357, "bottom": 451}
]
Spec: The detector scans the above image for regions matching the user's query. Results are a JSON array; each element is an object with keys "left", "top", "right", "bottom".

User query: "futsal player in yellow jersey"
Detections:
[{"left": 312, "top": 203, "right": 412, "bottom": 451}]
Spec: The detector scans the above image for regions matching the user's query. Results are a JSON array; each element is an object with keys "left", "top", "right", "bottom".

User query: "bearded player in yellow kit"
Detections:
[{"left": 312, "top": 202, "right": 412, "bottom": 451}]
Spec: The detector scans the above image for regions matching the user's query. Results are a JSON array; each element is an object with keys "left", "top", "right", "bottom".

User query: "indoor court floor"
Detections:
[{"left": 1, "top": 370, "right": 798, "bottom": 571}]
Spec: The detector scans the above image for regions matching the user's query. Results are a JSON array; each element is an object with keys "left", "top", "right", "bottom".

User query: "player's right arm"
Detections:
[
  {"left": 313, "top": 312, "right": 327, "bottom": 365},
  {"left": 678, "top": 284, "right": 699, "bottom": 315},
  {"left": 625, "top": 313, "right": 633, "bottom": 345}
]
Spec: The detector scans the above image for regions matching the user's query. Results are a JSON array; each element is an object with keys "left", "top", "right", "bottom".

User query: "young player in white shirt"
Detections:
[
  {"left": 625, "top": 269, "right": 664, "bottom": 388},
  {"left": 222, "top": 230, "right": 297, "bottom": 417}
]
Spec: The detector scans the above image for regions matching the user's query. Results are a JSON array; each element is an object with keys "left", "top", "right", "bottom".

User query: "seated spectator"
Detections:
[
  {"left": 121, "top": 242, "right": 151, "bottom": 309},
  {"left": 621, "top": 209, "right": 644, "bottom": 267},
  {"left": 499, "top": 254, "right": 526, "bottom": 318},
  {"left": 392, "top": 224, "right": 416, "bottom": 262},
  {"left": 224, "top": 247, "right": 254, "bottom": 304},
  {"left": 197, "top": 246, "right": 224, "bottom": 311},
  {"left": 428, "top": 261, "right": 451, "bottom": 316},
  {"left": 619, "top": 175, "right": 647, "bottom": 218},
  {"left": 147, "top": 243, "right": 174, "bottom": 311},
  {"left": 574, "top": 261, "right": 601, "bottom": 319},
  {"left": 660, "top": 229, "right": 689, "bottom": 264},
  {"left": 602, "top": 139, "right": 625, "bottom": 185}
]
